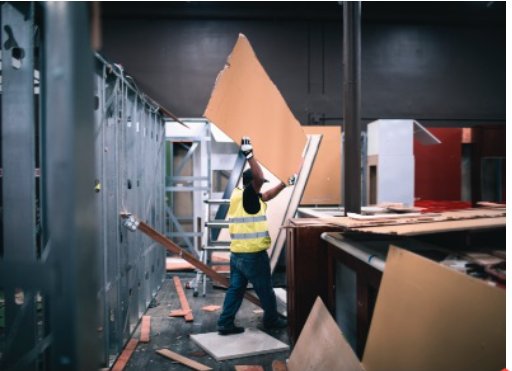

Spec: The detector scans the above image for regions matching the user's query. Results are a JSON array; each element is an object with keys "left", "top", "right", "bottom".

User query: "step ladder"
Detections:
[{"left": 192, "top": 198, "right": 231, "bottom": 297}]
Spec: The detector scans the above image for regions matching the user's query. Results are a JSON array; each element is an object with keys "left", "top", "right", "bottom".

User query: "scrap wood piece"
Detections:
[
  {"left": 166, "top": 257, "right": 195, "bottom": 271},
  {"left": 272, "top": 360, "right": 288, "bottom": 371},
  {"left": 140, "top": 315, "right": 151, "bottom": 343},
  {"left": 201, "top": 305, "right": 221, "bottom": 312},
  {"left": 173, "top": 276, "right": 194, "bottom": 322},
  {"left": 169, "top": 309, "right": 191, "bottom": 317},
  {"left": 156, "top": 348, "right": 212, "bottom": 371},
  {"left": 121, "top": 213, "right": 261, "bottom": 308},
  {"left": 235, "top": 366, "right": 264, "bottom": 371},
  {"left": 112, "top": 338, "right": 139, "bottom": 371}
]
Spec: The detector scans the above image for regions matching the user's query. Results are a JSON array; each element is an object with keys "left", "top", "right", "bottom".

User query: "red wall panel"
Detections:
[{"left": 414, "top": 128, "right": 462, "bottom": 201}]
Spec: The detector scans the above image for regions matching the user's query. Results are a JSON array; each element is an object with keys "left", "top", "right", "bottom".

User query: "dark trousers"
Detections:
[{"left": 217, "top": 250, "right": 278, "bottom": 329}]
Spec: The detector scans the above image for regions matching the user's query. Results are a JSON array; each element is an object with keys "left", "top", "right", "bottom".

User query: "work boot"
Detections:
[
  {"left": 218, "top": 325, "right": 245, "bottom": 336},
  {"left": 263, "top": 315, "right": 288, "bottom": 330}
]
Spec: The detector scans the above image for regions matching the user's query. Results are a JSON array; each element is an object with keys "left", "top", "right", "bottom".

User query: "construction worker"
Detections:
[{"left": 217, "top": 136, "right": 293, "bottom": 335}]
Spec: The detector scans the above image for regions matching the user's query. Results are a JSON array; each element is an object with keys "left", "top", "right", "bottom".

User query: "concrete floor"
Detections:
[{"left": 124, "top": 272, "right": 290, "bottom": 370}]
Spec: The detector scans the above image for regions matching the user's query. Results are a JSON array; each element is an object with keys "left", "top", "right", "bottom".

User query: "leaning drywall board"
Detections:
[
  {"left": 287, "top": 297, "right": 364, "bottom": 371},
  {"left": 301, "top": 126, "right": 342, "bottom": 205},
  {"left": 362, "top": 246, "right": 505, "bottom": 371},
  {"left": 204, "top": 33, "right": 307, "bottom": 184}
]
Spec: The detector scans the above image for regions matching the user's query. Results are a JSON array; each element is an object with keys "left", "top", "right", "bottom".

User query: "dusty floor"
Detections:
[{"left": 124, "top": 272, "right": 290, "bottom": 370}]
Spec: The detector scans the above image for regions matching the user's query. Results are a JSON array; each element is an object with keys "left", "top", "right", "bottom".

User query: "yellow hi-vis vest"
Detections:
[{"left": 228, "top": 188, "right": 271, "bottom": 253}]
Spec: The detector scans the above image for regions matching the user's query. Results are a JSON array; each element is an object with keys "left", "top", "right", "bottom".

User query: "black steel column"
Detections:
[
  {"left": 45, "top": 2, "right": 99, "bottom": 370},
  {"left": 343, "top": 1, "right": 362, "bottom": 214}
]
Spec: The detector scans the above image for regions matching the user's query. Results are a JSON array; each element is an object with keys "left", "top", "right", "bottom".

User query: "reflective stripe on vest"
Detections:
[
  {"left": 229, "top": 215, "right": 267, "bottom": 223},
  {"left": 230, "top": 231, "right": 270, "bottom": 240}
]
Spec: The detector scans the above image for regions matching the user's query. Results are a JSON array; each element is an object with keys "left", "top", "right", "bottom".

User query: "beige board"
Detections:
[
  {"left": 204, "top": 34, "right": 307, "bottom": 184},
  {"left": 301, "top": 126, "right": 342, "bottom": 205},
  {"left": 287, "top": 297, "right": 364, "bottom": 371},
  {"left": 362, "top": 246, "right": 505, "bottom": 371},
  {"left": 288, "top": 247, "right": 505, "bottom": 371}
]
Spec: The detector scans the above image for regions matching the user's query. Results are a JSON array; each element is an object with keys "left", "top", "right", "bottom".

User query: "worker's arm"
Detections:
[
  {"left": 261, "top": 181, "right": 286, "bottom": 202},
  {"left": 261, "top": 174, "right": 296, "bottom": 202},
  {"left": 241, "top": 137, "right": 266, "bottom": 192}
]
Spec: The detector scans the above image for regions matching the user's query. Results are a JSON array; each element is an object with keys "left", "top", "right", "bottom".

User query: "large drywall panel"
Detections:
[
  {"left": 301, "top": 126, "right": 341, "bottom": 205},
  {"left": 204, "top": 33, "right": 306, "bottom": 184},
  {"left": 362, "top": 246, "right": 505, "bottom": 371}
]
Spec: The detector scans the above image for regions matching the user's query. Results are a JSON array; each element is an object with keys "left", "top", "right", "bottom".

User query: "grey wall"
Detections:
[{"left": 101, "top": 3, "right": 505, "bottom": 126}]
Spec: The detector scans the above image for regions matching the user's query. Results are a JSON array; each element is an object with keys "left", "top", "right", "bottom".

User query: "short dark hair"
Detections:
[{"left": 242, "top": 169, "right": 253, "bottom": 187}]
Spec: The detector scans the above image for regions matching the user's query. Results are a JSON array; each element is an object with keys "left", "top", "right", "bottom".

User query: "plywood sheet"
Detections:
[
  {"left": 287, "top": 297, "right": 364, "bottom": 371},
  {"left": 362, "top": 246, "right": 505, "bottom": 371},
  {"left": 190, "top": 328, "right": 289, "bottom": 361},
  {"left": 301, "top": 126, "right": 342, "bottom": 205},
  {"left": 353, "top": 216, "right": 506, "bottom": 236},
  {"left": 204, "top": 34, "right": 307, "bottom": 183}
]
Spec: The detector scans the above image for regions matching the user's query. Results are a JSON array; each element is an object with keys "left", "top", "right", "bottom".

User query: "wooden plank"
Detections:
[
  {"left": 139, "top": 315, "right": 151, "bottom": 343},
  {"left": 124, "top": 215, "right": 262, "bottom": 308},
  {"left": 235, "top": 366, "right": 264, "bottom": 371},
  {"left": 173, "top": 276, "right": 194, "bottom": 322},
  {"left": 302, "top": 126, "right": 342, "bottom": 205},
  {"left": 112, "top": 338, "right": 139, "bottom": 371},
  {"left": 287, "top": 297, "right": 364, "bottom": 371},
  {"left": 201, "top": 305, "right": 221, "bottom": 312},
  {"left": 362, "top": 247, "right": 505, "bottom": 371},
  {"left": 169, "top": 309, "right": 189, "bottom": 317},
  {"left": 156, "top": 348, "right": 212, "bottom": 371},
  {"left": 204, "top": 34, "right": 307, "bottom": 184},
  {"left": 272, "top": 360, "right": 288, "bottom": 371}
]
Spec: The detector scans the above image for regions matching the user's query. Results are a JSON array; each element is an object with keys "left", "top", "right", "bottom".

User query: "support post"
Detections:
[{"left": 343, "top": 1, "right": 362, "bottom": 214}]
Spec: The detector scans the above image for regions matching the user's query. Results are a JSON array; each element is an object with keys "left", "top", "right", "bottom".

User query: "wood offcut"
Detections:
[
  {"left": 156, "top": 348, "right": 212, "bottom": 371},
  {"left": 139, "top": 315, "right": 151, "bottom": 343},
  {"left": 111, "top": 338, "right": 139, "bottom": 371},
  {"left": 171, "top": 276, "right": 194, "bottom": 322}
]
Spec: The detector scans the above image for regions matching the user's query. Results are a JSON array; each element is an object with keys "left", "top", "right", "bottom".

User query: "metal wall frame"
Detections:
[
  {"left": 94, "top": 55, "right": 166, "bottom": 366},
  {"left": 0, "top": 3, "right": 166, "bottom": 369}
]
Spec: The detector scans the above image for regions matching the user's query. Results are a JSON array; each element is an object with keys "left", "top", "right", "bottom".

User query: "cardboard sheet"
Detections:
[
  {"left": 301, "top": 126, "right": 342, "bottom": 205},
  {"left": 204, "top": 34, "right": 307, "bottom": 183},
  {"left": 362, "top": 246, "right": 505, "bottom": 371},
  {"left": 287, "top": 297, "right": 364, "bottom": 371}
]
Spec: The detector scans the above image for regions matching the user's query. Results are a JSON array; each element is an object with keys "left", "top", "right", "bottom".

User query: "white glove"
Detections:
[
  {"left": 241, "top": 136, "right": 253, "bottom": 159},
  {"left": 287, "top": 174, "right": 297, "bottom": 186}
]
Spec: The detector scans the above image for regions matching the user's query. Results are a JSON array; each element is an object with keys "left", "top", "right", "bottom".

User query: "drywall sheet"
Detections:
[
  {"left": 362, "top": 246, "right": 505, "bottom": 371},
  {"left": 190, "top": 328, "right": 289, "bottom": 361},
  {"left": 287, "top": 297, "right": 364, "bottom": 371},
  {"left": 269, "top": 135, "right": 322, "bottom": 271},
  {"left": 204, "top": 33, "right": 307, "bottom": 183},
  {"left": 301, "top": 126, "right": 342, "bottom": 205}
]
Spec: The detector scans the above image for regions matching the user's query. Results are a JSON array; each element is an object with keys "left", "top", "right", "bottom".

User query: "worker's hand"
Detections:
[
  {"left": 287, "top": 174, "right": 297, "bottom": 186},
  {"left": 241, "top": 136, "right": 253, "bottom": 159}
]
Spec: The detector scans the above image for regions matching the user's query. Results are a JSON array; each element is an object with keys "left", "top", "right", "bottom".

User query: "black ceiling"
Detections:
[{"left": 101, "top": 1, "right": 505, "bottom": 24}]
